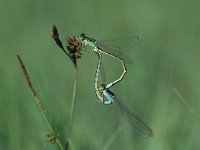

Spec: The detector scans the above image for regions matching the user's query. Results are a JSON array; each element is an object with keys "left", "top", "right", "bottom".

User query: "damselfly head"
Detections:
[{"left": 79, "top": 33, "right": 87, "bottom": 41}]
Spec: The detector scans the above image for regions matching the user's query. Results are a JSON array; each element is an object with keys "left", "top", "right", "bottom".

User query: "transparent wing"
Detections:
[
  {"left": 98, "top": 36, "right": 141, "bottom": 64},
  {"left": 114, "top": 97, "right": 153, "bottom": 137}
]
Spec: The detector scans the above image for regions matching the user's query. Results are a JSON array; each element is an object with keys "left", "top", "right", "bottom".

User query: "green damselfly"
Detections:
[
  {"left": 79, "top": 33, "right": 140, "bottom": 87},
  {"left": 93, "top": 48, "right": 153, "bottom": 137}
]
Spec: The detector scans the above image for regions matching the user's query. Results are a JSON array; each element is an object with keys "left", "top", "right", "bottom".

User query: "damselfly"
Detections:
[
  {"left": 79, "top": 33, "right": 140, "bottom": 87},
  {"left": 93, "top": 48, "right": 153, "bottom": 137}
]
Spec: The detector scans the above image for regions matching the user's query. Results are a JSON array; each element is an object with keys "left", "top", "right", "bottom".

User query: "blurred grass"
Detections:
[{"left": 1, "top": 0, "right": 200, "bottom": 149}]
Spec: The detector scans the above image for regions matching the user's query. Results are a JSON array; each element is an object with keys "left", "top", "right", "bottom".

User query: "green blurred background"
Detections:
[{"left": 1, "top": 0, "right": 200, "bottom": 149}]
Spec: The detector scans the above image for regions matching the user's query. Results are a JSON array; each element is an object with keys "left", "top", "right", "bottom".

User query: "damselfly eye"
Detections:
[
  {"left": 94, "top": 40, "right": 98, "bottom": 45},
  {"left": 92, "top": 39, "right": 96, "bottom": 43},
  {"left": 80, "top": 33, "right": 86, "bottom": 38}
]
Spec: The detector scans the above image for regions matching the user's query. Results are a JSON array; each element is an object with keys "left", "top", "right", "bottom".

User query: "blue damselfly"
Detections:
[{"left": 93, "top": 48, "right": 153, "bottom": 137}]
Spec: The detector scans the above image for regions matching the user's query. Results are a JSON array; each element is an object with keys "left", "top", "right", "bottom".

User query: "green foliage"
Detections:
[{"left": 1, "top": 0, "right": 200, "bottom": 149}]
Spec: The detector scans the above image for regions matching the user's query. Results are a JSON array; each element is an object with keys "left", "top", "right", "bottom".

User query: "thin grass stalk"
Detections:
[
  {"left": 68, "top": 67, "right": 77, "bottom": 137},
  {"left": 173, "top": 87, "right": 200, "bottom": 123},
  {"left": 102, "top": 127, "right": 122, "bottom": 150},
  {"left": 17, "top": 54, "right": 64, "bottom": 150}
]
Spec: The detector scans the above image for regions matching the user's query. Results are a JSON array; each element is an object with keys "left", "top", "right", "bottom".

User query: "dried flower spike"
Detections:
[
  {"left": 52, "top": 25, "right": 77, "bottom": 68},
  {"left": 66, "top": 37, "right": 83, "bottom": 59}
]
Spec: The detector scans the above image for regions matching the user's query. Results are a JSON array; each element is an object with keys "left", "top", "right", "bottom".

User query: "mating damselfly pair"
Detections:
[{"left": 53, "top": 28, "right": 153, "bottom": 137}]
